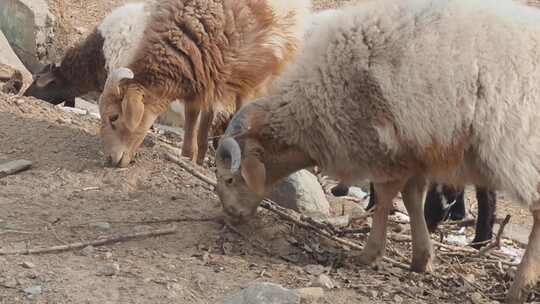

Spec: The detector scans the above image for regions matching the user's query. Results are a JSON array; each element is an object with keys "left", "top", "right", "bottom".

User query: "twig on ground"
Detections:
[
  {"left": 0, "top": 226, "right": 177, "bottom": 255},
  {"left": 0, "top": 229, "right": 39, "bottom": 235},
  {"left": 478, "top": 214, "right": 512, "bottom": 256},
  {"left": 69, "top": 217, "right": 219, "bottom": 228},
  {"left": 165, "top": 152, "right": 216, "bottom": 188}
]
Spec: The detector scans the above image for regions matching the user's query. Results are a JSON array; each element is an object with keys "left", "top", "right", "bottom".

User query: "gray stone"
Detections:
[
  {"left": 0, "top": 0, "right": 55, "bottom": 72},
  {"left": 270, "top": 170, "right": 330, "bottom": 217},
  {"left": 80, "top": 245, "right": 95, "bottom": 256},
  {"left": 221, "top": 282, "right": 301, "bottom": 304},
  {"left": 0, "top": 159, "right": 32, "bottom": 178},
  {"left": 22, "top": 285, "right": 42, "bottom": 296},
  {"left": 96, "top": 263, "right": 120, "bottom": 276},
  {"left": 20, "top": 261, "right": 34, "bottom": 269}
]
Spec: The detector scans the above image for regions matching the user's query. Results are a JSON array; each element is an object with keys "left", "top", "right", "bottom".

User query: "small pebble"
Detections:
[
  {"left": 96, "top": 263, "right": 120, "bottom": 276},
  {"left": 315, "top": 274, "right": 335, "bottom": 289},
  {"left": 368, "top": 290, "right": 378, "bottom": 298},
  {"left": 304, "top": 264, "right": 325, "bottom": 276},
  {"left": 81, "top": 245, "right": 95, "bottom": 256},
  {"left": 103, "top": 252, "right": 113, "bottom": 260},
  {"left": 393, "top": 294, "right": 403, "bottom": 303},
  {"left": 21, "top": 261, "right": 35, "bottom": 269},
  {"left": 23, "top": 285, "right": 42, "bottom": 296},
  {"left": 15, "top": 99, "right": 24, "bottom": 105}
]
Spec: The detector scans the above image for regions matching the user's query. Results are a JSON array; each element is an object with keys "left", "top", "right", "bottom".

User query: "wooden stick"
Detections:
[
  {"left": 165, "top": 152, "right": 217, "bottom": 187},
  {"left": 478, "top": 214, "right": 512, "bottom": 256},
  {"left": 0, "top": 226, "right": 177, "bottom": 255},
  {"left": 260, "top": 200, "right": 410, "bottom": 269}
]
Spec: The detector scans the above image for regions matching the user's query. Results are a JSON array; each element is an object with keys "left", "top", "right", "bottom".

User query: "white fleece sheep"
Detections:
[{"left": 214, "top": 0, "right": 540, "bottom": 302}]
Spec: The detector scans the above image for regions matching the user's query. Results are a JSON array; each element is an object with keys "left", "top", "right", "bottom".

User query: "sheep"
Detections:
[
  {"left": 213, "top": 0, "right": 540, "bottom": 302},
  {"left": 97, "top": 0, "right": 311, "bottom": 167},
  {"left": 23, "top": 3, "right": 185, "bottom": 128}
]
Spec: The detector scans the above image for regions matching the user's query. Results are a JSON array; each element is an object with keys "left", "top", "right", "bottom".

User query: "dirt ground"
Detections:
[{"left": 0, "top": 0, "right": 539, "bottom": 303}]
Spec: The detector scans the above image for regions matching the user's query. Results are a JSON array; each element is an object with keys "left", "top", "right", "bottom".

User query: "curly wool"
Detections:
[
  {"left": 240, "top": 0, "right": 540, "bottom": 207},
  {"left": 128, "top": 0, "right": 310, "bottom": 110}
]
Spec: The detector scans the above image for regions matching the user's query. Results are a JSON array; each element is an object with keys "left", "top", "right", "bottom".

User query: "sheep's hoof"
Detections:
[
  {"left": 181, "top": 149, "right": 195, "bottom": 161},
  {"left": 195, "top": 154, "right": 205, "bottom": 166},
  {"left": 409, "top": 247, "right": 434, "bottom": 273},
  {"left": 356, "top": 248, "right": 384, "bottom": 266}
]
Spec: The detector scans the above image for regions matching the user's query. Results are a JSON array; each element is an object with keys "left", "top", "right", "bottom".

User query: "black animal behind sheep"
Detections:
[{"left": 332, "top": 182, "right": 496, "bottom": 249}]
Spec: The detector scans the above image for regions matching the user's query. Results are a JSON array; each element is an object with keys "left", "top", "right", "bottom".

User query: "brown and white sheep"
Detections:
[
  {"left": 98, "top": 0, "right": 311, "bottom": 167},
  {"left": 213, "top": 0, "right": 540, "bottom": 302},
  {"left": 23, "top": 3, "right": 185, "bottom": 126}
]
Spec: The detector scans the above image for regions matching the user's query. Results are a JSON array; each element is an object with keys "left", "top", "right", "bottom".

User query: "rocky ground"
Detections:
[{"left": 0, "top": 0, "right": 539, "bottom": 303}]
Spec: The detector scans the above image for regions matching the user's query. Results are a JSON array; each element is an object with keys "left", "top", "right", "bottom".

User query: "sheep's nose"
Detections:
[{"left": 223, "top": 206, "right": 248, "bottom": 223}]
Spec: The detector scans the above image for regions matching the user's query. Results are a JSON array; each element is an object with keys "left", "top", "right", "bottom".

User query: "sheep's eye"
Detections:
[
  {"left": 110, "top": 114, "right": 119, "bottom": 123},
  {"left": 225, "top": 177, "right": 234, "bottom": 185}
]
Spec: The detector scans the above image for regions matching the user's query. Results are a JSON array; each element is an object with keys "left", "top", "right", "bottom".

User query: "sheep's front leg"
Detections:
[
  {"left": 195, "top": 107, "right": 215, "bottom": 165},
  {"left": 402, "top": 176, "right": 433, "bottom": 272},
  {"left": 358, "top": 180, "right": 405, "bottom": 265},
  {"left": 181, "top": 102, "right": 200, "bottom": 161},
  {"left": 507, "top": 209, "right": 540, "bottom": 304}
]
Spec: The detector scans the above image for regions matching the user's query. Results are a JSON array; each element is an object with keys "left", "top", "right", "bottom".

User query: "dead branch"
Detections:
[
  {"left": 165, "top": 152, "right": 217, "bottom": 187},
  {"left": 477, "top": 214, "right": 512, "bottom": 256},
  {"left": 260, "top": 199, "right": 410, "bottom": 269},
  {"left": 0, "top": 226, "right": 177, "bottom": 255},
  {"left": 69, "top": 216, "right": 219, "bottom": 228}
]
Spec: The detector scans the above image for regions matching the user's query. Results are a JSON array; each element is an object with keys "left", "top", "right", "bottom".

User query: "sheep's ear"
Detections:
[
  {"left": 240, "top": 156, "right": 266, "bottom": 196},
  {"left": 121, "top": 85, "right": 145, "bottom": 131}
]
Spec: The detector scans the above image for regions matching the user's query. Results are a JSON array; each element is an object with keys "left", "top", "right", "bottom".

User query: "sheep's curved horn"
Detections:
[{"left": 217, "top": 137, "right": 242, "bottom": 172}]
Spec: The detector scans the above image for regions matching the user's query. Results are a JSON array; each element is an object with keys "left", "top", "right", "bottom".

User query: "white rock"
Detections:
[
  {"left": 348, "top": 186, "right": 368, "bottom": 199},
  {"left": 314, "top": 274, "right": 335, "bottom": 289}
]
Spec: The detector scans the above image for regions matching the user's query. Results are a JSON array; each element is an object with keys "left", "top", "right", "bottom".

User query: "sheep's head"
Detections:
[
  {"left": 215, "top": 136, "right": 267, "bottom": 224},
  {"left": 24, "top": 64, "right": 75, "bottom": 104},
  {"left": 98, "top": 67, "right": 158, "bottom": 167}
]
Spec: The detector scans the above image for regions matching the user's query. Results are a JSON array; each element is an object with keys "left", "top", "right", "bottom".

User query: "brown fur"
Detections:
[{"left": 101, "top": 0, "right": 307, "bottom": 166}]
